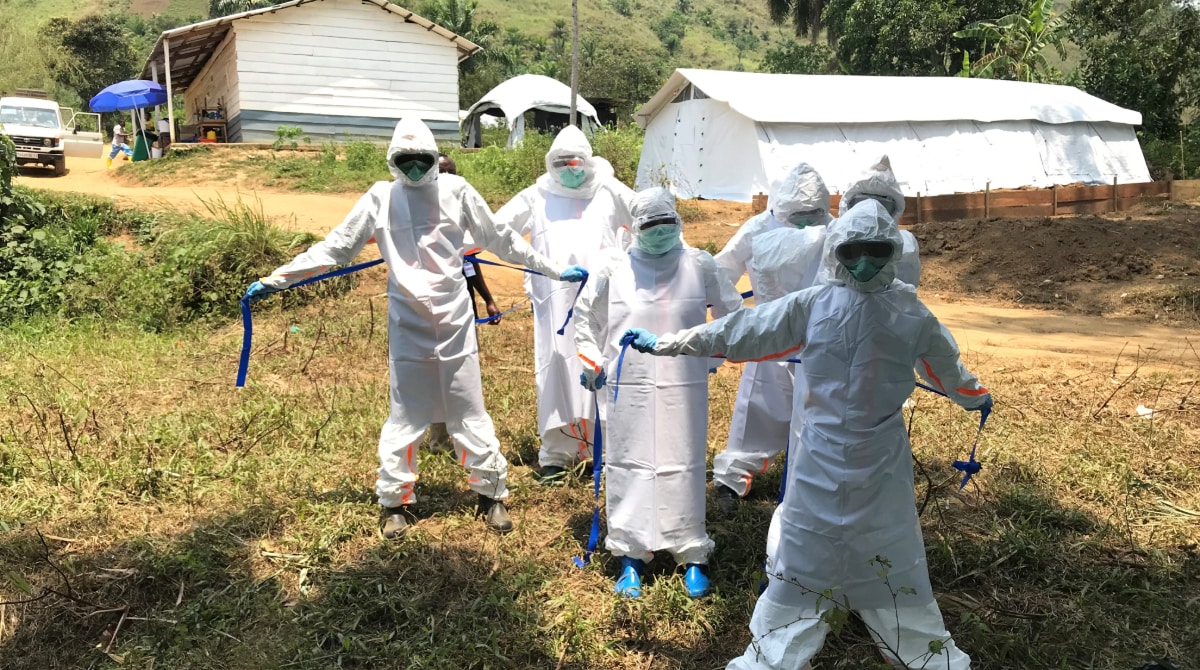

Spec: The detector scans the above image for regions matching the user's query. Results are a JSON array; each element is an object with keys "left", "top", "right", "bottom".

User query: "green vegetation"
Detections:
[
  {"left": 954, "top": 0, "right": 1068, "bottom": 81},
  {"left": 0, "top": 138, "right": 337, "bottom": 329}
]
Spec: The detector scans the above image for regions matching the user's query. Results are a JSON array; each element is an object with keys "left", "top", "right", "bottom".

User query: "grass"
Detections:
[{"left": 1, "top": 222, "right": 1198, "bottom": 668}]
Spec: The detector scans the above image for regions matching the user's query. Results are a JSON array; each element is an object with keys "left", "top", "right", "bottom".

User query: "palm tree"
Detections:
[
  {"left": 765, "top": 0, "right": 830, "bottom": 45},
  {"left": 953, "top": 0, "right": 1067, "bottom": 82}
]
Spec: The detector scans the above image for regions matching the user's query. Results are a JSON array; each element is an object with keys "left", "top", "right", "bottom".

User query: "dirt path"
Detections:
[
  {"left": 18, "top": 160, "right": 1200, "bottom": 367},
  {"left": 16, "top": 159, "right": 359, "bottom": 234}
]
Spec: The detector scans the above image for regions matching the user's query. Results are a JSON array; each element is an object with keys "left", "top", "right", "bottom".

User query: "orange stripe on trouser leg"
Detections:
[
  {"left": 741, "top": 475, "right": 752, "bottom": 496},
  {"left": 957, "top": 386, "right": 990, "bottom": 396},
  {"left": 921, "top": 360, "right": 947, "bottom": 393},
  {"left": 460, "top": 447, "right": 467, "bottom": 468},
  {"left": 760, "top": 458, "right": 771, "bottom": 474}
]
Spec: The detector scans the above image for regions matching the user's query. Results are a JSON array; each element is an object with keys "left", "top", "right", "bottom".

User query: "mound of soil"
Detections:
[{"left": 915, "top": 202, "right": 1200, "bottom": 324}]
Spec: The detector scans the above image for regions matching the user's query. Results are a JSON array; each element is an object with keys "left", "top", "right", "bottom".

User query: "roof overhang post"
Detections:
[
  {"left": 151, "top": 61, "right": 160, "bottom": 124},
  {"left": 164, "top": 38, "right": 176, "bottom": 142}
]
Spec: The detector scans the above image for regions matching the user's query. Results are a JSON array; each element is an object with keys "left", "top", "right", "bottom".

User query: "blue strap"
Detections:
[
  {"left": 555, "top": 274, "right": 588, "bottom": 336},
  {"left": 952, "top": 405, "right": 990, "bottom": 489},
  {"left": 741, "top": 290, "right": 754, "bottom": 300},
  {"left": 236, "top": 258, "right": 385, "bottom": 388},
  {"left": 465, "top": 254, "right": 586, "bottom": 335},
  {"left": 573, "top": 396, "right": 605, "bottom": 568},
  {"left": 464, "top": 254, "right": 545, "bottom": 276},
  {"left": 474, "top": 300, "right": 529, "bottom": 325},
  {"left": 612, "top": 337, "right": 633, "bottom": 404}
]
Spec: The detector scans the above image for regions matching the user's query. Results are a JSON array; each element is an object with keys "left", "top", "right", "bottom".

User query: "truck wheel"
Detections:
[{"left": 52, "top": 158, "right": 66, "bottom": 176}]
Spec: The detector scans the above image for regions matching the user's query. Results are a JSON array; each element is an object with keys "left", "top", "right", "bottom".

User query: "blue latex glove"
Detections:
[
  {"left": 244, "top": 281, "right": 280, "bottom": 302},
  {"left": 559, "top": 265, "right": 588, "bottom": 283},
  {"left": 966, "top": 394, "right": 993, "bottom": 414},
  {"left": 579, "top": 368, "right": 607, "bottom": 391},
  {"left": 621, "top": 328, "right": 658, "bottom": 354}
]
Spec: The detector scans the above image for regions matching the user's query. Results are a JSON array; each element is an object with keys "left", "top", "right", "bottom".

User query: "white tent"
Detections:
[
  {"left": 461, "top": 74, "right": 601, "bottom": 148},
  {"left": 634, "top": 69, "right": 1152, "bottom": 202}
]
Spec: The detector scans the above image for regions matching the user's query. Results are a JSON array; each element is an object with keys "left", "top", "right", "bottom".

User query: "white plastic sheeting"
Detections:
[
  {"left": 460, "top": 74, "right": 600, "bottom": 148},
  {"left": 634, "top": 69, "right": 1153, "bottom": 202}
]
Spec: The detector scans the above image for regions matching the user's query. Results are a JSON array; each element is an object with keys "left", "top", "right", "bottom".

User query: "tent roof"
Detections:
[
  {"left": 635, "top": 69, "right": 1143, "bottom": 127},
  {"left": 463, "top": 74, "right": 599, "bottom": 123},
  {"left": 138, "top": 0, "right": 480, "bottom": 92}
]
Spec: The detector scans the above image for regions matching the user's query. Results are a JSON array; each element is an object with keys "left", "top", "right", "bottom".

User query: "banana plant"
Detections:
[{"left": 953, "top": 0, "right": 1068, "bottom": 82}]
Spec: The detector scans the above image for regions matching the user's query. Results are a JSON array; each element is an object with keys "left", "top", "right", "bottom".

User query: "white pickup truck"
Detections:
[{"left": 0, "top": 96, "right": 68, "bottom": 175}]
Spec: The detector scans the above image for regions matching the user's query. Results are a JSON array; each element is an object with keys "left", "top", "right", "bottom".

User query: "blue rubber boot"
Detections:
[
  {"left": 684, "top": 564, "right": 712, "bottom": 598},
  {"left": 614, "top": 557, "right": 644, "bottom": 598}
]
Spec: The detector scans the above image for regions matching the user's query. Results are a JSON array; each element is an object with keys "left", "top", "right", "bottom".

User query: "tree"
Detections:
[
  {"left": 208, "top": 0, "right": 274, "bottom": 18},
  {"left": 40, "top": 15, "right": 138, "bottom": 110},
  {"left": 953, "top": 0, "right": 1067, "bottom": 82},
  {"left": 652, "top": 11, "right": 688, "bottom": 55},
  {"left": 765, "top": 0, "right": 831, "bottom": 44},
  {"left": 821, "top": 0, "right": 1021, "bottom": 76},
  {"left": 760, "top": 42, "right": 835, "bottom": 74},
  {"left": 1067, "top": 0, "right": 1200, "bottom": 137},
  {"left": 417, "top": 0, "right": 509, "bottom": 75}
]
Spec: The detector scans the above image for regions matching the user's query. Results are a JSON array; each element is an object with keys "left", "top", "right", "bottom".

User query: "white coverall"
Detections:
[
  {"left": 574, "top": 188, "right": 743, "bottom": 565},
  {"left": 650, "top": 201, "right": 988, "bottom": 669},
  {"left": 495, "top": 126, "right": 634, "bottom": 469},
  {"left": 712, "top": 163, "right": 833, "bottom": 497},
  {"left": 836, "top": 154, "right": 922, "bottom": 287},
  {"left": 261, "top": 118, "right": 566, "bottom": 508}
]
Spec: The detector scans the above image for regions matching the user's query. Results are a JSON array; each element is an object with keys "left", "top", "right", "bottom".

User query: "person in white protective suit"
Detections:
[
  {"left": 622, "top": 199, "right": 992, "bottom": 669},
  {"left": 837, "top": 155, "right": 921, "bottom": 287},
  {"left": 494, "top": 126, "right": 634, "bottom": 484},
  {"left": 573, "top": 187, "right": 742, "bottom": 599},
  {"left": 711, "top": 163, "right": 833, "bottom": 514},
  {"left": 243, "top": 118, "right": 587, "bottom": 540}
]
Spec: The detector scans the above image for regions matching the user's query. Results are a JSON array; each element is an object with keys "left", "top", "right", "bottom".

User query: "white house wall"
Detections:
[
  {"left": 227, "top": 0, "right": 460, "bottom": 142},
  {"left": 182, "top": 31, "right": 240, "bottom": 127}
]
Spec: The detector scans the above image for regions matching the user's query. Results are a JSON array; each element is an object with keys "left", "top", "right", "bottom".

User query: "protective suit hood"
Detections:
[
  {"left": 838, "top": 155, "right": 905, "bottom": 219},
  {"left": 537, "top": 125, "right": 613, "bottom": 199},
  {"left": 768, "top": 162, "right": 834, "bottom": 227},
  {"left": 630, "top": 187, "right": 683, "bottom": 253},
  {"left": 386, "top": 118, "right": 440, "bottom": 187},
  {"left": 820, "top": 199, "right": 904, "bottom": 293}
]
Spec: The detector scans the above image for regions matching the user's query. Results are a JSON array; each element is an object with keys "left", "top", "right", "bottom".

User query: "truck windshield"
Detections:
[{"left": 0, "top": 106, "right": 61, "bottom": 129}]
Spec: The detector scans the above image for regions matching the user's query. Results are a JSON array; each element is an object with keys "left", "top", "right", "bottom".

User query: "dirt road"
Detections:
[
  {"left": 18, "top": 160, "right": 1200, "bottom": 367},
  {"left": 16, "top": 158, "right": 359, "bottom": 233}
]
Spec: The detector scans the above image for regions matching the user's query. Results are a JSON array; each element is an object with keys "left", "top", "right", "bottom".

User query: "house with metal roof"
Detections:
[{"left": 139, "top": 0, "right": 479, "bottom": 143}]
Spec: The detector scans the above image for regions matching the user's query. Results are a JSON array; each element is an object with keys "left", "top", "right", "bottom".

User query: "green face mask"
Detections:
[
  {"left": 636, "top": 223, "right": 681, "bottom": 255},
  {"left": 842, "top": 256, "right": 890, "bottom": 283},
  {"left": 786, "top": 211, "right": 821, "bottom": 229},
  {"left": 393, "top": 154, "right": 434, "bottom": 182},
  {"left": 558, "top": 166, "right": 587, "bottom": 189}
]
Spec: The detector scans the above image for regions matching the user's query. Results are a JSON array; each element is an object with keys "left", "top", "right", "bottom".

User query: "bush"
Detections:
[{"left": 1140, "top": 126, "right": 1200, "bottom": 180}]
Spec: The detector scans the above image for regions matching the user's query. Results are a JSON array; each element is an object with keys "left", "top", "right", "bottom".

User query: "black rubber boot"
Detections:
[
  {"left": 380, "top": 506, "right": 413, "bottom": 540},
  {"left": 477, "top": 494, "right": 514, "bottom": 534},
  {"left": 536, "top": 465, "right": 569, "bottom": 486},
  {"left": 716, "top": 484, "right": 741, "bottom": 516}
]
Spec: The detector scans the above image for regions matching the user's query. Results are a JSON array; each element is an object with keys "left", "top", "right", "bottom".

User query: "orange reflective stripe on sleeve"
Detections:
[
  {"left": 465, "top": 247, "right": 483, "bottom": 256},
  {"left": 957, "top": 386, "right": 990, "bottom": 396},
  {"left": 367, "top": 236, "right": 376, "bottom": 244},
  {"left": 726, "top": 343, "right": 803, "bottom": 364},
  {"left": 921, "top": 359, "right": 947, "bottom": 394},
  {"left": 578, "top": 353, "right": 602, "bottom": 373}
]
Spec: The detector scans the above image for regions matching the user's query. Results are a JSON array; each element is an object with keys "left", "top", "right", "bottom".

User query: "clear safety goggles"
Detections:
[
  {"left": 550, "top": 155, "right": 585, "bottom": 169},
  {"left": 835, "top": 240, "right": 894, "bottom": 263}
]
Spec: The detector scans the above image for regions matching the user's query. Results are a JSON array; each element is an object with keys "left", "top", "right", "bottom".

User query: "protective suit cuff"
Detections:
[
  {"left": 260, "top": 274, "right": 289, "bottom": 289},
  {"left": 578, "top": 353, "right": 604, "bottom": 373}
]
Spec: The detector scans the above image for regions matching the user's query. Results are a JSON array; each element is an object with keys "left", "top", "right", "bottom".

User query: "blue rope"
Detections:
[
  {"left": 465, "top": 254, "right": 587, "bottom": 336},
  {"left": 573, "top": 395, "right": 605, "bottom": 568},
  {"left": 952, "top": 405, "right": 991, "bottom": 489},
  {"left": 236, "top": 258, "right": 385, "bottom": 388}
]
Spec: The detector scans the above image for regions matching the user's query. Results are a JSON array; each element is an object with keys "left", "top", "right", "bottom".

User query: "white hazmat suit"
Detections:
[
  {"left": 712, "top": 163, "right": 832, "bottom": 498},
  {"left": 647, "top": 200, "right": 988, "bottom": 669},
  {"left": 495, "top": 126, "right": 634, "bottom": 470},
  {"left": 837, "top": 155, "right": 922, "bottom": 287},
  {"left": 574, "top": 188, "right": 742, "bottom": 565},
  {"left": 261, "top": 118, "right": 567, "bottom": 511}
]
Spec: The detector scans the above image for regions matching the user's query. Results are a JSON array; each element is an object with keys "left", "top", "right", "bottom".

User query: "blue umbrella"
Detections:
[{"left": 89, "top": 80, "right": 167, "bottom": 112}]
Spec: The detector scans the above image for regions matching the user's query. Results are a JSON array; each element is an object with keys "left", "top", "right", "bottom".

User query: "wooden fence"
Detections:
[{"left": 751, "top": 179, "right": 1200, "bottom": 224}]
